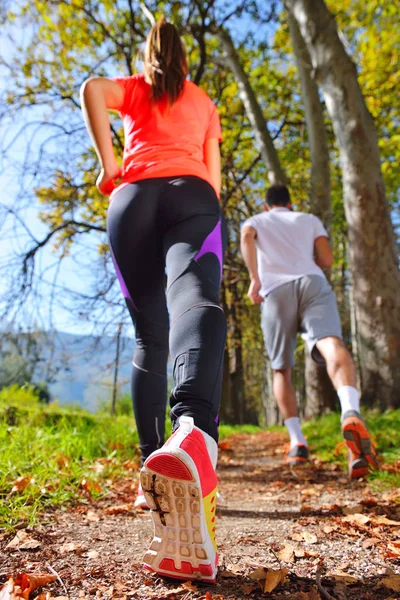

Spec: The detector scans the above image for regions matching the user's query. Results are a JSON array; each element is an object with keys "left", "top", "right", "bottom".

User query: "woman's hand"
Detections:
[{"left": 96, "top": 164, "right": 122, "bottom": 196}]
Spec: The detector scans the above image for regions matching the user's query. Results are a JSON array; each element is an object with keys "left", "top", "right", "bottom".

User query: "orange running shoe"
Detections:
[
  {"left": 341, "top": 410, "right": 379, "bottom": 479},
  {"left": 284, "top": 443, "right": 309, "bottom": 466},
  {"left": 140, "top": 416, "right": 218, "bottom": 583}
]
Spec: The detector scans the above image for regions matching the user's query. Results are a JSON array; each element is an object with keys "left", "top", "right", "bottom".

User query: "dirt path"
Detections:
[{"left": 2, "top": 431, "right": 400, "bottom": 599}]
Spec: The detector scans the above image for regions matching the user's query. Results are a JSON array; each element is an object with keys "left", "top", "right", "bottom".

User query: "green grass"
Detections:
[
  {"left": 0, "top": 386, "right": 140, "bottom": 531},
  {"left": 302, "top": 409, "right": 400, "bottom": 489},
  {"left": 1, "top": 386, "right": 399, "bottom": 531}
]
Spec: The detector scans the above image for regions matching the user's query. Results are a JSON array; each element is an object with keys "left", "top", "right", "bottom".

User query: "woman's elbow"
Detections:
[{"left": 80, "top": 77, "right": 99, "bottom": 100}]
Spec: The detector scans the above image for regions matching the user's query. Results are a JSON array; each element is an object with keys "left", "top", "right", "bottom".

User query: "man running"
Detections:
[{"left": 241, "top": 184, "right": 379, "bottom": 479}]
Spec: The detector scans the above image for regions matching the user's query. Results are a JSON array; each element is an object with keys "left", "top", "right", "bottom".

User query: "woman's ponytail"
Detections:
[{"left": 144, "top": 16, "right": 187, "bottom": 105}]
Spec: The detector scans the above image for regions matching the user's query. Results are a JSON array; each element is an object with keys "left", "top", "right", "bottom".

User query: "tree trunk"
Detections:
[
  {"left": 287, "top": 11, "right": 337, "bottom": 415},
  {"left": 285, "top": 0, "right": 400, "bottom": 408},
  {"left": 216, "top": 28, "right": 287, "bottom": 185}
]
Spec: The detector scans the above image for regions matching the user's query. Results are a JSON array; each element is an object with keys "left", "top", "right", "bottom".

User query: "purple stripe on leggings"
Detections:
[
  {"left": 194, "top": 219, "right": 223, "bottom": 278},
  {"left": 110, "top": 246, "right": 138, "bottom": 311}
]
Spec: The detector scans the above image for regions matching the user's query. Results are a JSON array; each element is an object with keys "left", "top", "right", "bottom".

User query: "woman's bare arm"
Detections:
[
  {"left": 203, "top": 137, "right": 221, "bottom": 197},
  {"left": 80, "top": 77, "right": 124, "bottom": 194}
]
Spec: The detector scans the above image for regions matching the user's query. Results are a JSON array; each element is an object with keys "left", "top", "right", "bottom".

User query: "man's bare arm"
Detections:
[
  {"left": 240, "top": 225, "right": 263, "bottom": 304},
  {"left": 314, "top": 236, "right": 333, "bottom": 269}
]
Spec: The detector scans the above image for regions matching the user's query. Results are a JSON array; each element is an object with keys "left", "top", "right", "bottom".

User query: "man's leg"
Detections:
[
  {"left": 300, "top": 275, "right": 379, "bottom": 478},
  {"left": 315, "top": 336, "right": 360, "bottom": 416},
  {"left": 273, "top": 368, "right": 307, "bottom": 449},
  {"left": 261, "top": 283, "right": 308, "bottom": 461}
]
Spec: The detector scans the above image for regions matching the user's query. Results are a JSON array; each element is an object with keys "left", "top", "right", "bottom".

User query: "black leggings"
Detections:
[{"left": 107, "top": 176, "right": 227, "bottom": 462}]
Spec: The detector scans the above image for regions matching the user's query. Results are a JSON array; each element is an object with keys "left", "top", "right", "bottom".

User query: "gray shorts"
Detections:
[{"left": 261, "top": 275, "right": 342, "bottom": 369}]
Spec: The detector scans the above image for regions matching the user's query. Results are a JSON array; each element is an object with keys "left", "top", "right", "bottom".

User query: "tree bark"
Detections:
[
  {"left": 216, "top": 28, "right": 287, "bottom": 185},
  {"left": 287, "top": 11, "right": 337, "bottom": 414},
  {"left": 285, "top": 0, "right": 400, "bottom": 408}
]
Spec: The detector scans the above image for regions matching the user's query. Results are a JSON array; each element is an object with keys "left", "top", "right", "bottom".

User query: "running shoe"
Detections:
[
  {"left": 134, "top": 483, "right": 150, "bottom": 510},
  {"left": 136, "top": 483, "right": 224, "bottom": 511},
  {"left": 140, "top": 416, "right": 218, "bottom": 583},
  {"left": 284, "top": 443, "right": 310, "bottom": 466},
  {"left": 341, "top": 410, "right": 379, "bottom": 479}
]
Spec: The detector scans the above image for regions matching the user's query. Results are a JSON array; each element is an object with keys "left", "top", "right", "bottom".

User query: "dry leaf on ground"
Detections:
[
  {"left": 386, "top": 542, "right": 400, "bottom": 558},
  {"left": 11, "top": 477, "right": 31, "bottom": 494},
  {"left": 0, "top": 578, "right": 15, "bottom": 600},
  {"left": 104, "top": 504, "right": 134, "bottom": 515},
  {"left": 277, "top": 542, "right": 295, "bottom": 563},
  {"left": 370, "top": 515, "right": 400, "bottom": 527},
  {"left": 59, "top": 542, "right": 87, "bottom": 555},
  {"left": 362, "top": 537, "right": 381, "bottom": 548},
  {"left": 330, "top": 571, "right": 359, "bottom": 585},
  {"left": 249, "top": 566, "right": 288, "bottom": 593},
  {"left": 0, "top": 574, "right": 57, "bottom": 600},
  {"left": 295, "top": 590, "right": 321, "bottom": 600},
  {"left": 378, "top": 575, "right": 400, "bottom": 592},
  {"left": 85, "top": 510, "right": 100, "bottom": 522},
  {"left": 301, "top": 488, "right": 321, "bottom": 497},
  {"left": 86, "top": 550, "right": 99, "bottom": 559},
  {"left": 80, "top": 479, "right": 101, "bottom": 494},
  {"left": 6, "top": 532, "right": 42, "bottom": 551},
  {"left": 341, "top": 513, "right": 370, "bottom": 526},
  {"left": 292, "top": 531, "right": 318, "bottom": 544}
]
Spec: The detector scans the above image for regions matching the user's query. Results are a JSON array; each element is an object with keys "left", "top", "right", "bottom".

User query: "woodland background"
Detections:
[{"left": 0, "top": 0, "right": 399, "bottom": 425}]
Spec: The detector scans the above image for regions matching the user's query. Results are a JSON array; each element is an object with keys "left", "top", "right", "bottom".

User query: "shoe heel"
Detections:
[{"left": 141, "top": 454, "right": 217, "bottom": 583}]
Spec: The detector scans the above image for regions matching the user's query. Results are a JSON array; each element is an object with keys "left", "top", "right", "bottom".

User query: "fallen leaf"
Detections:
[
  {"left": 55, "top": 454, "right": 70, "bottom": 469},
  {"left": 295, "top": 590, "right": 321, "bottom": 599},
  {"left": 80, "top": 479, "right": 101, "bottom": 494},
  {"left": 370, "top": 515, "right": 400, "bottom": 527},
  {"left": 11, "top": 477, "right": 31, "bottom": 494},
  {"left": 360, "top": 497, "right": 378, "bottom": 508},
  {"left": 14, "top": 573, "right": 57, "bottom": 599},
  {"left": 86, "top": 510, "right": 100, "bottom": 522},
  {"left": 263, "top": 568, "right": 289, "bottom": 593},
  {"left": 301, "top": 488, "right": 321, "bottom": 497},
  {"left": 104, "top": 504, "right": 134, "bottom": 515},
  {"left": 342, "top": 504, "right": 364, "bottom": 515},
  {"left": 218, "top": 440, "right": 231, "bottom": 451},
  {"left": 386, "top": 543, "right": 400, "bottom": 558},
  {"left": 330, "top": 570, "right": 358, "bottom": 585},
  {"left": 292, "top": 531, "right": 318, "bottom": 544},
  {"left": 362, "top": 537, "right": 381, "bottom": 548},
  {"left": 249, "top": 566, "right": 268, "bottom": 581},
  {"left": 87, "top": 550, "right": 99, "bottom": 559},
  {"left": 277, "top": 543, "right": 295, "bottom": 563},
  {"left": 322, "top": 525, "right": 337, "bottom": 534},
  {"left": 0, "top": 578, "right": 15, "bottom": 600},
  {"left": 6, "top": 531, "right": 42, "bottom": 551},
  {"left": 240, "top": 583, "right": 258, "bottom": 596},
  {"left": 341, "top": 514, "right": 370, "bottom": 526},
  {"left": 122, "top": 460, "right": 139, "bottom": 471},
  {"left": 378, "top": 575, "right": 400, "bottom": 592},
  {"left": 59, "top": 542, "right": 87, "bottom": 554}
]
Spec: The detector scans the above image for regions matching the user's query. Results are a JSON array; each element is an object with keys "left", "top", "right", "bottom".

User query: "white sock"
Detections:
[
  {"left": 284, "top": 417, "right": 307, "bottom": 448},
  {"left": 177, "top": 416, "right": 218, "bottom": 469},
  {"left": 337, "top": 386, "right": 360, "bottom": 419}
]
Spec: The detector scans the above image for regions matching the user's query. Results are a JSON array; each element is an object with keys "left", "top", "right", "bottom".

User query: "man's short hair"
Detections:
[{"left": 266, "top": 184, "right": 291, "bottom": 207}]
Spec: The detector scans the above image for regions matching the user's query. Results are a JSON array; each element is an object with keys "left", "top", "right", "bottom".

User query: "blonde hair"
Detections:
[{"left": 144, "top": 16, "right": 187, "bottom": 104}]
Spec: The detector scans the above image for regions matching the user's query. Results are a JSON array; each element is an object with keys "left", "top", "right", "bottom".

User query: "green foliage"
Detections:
[
  {"left": 2, "top": 0, "right": 399, "bottom": 423},
  {"left": 303, "top": 409, "right": 400, "bottom": 489},
  {"left": 0, "top": 384, "right": 41, "bottom": 408},
  {"left": 99, "top": 392, "right": 133, "bottom": 416},
  {"left": 0, "top": 389, "right": 139, "bottom": 531}
]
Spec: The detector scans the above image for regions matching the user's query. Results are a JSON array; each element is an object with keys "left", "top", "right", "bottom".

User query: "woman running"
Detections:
[{"left": 80, "top": 17, "right": 226, "bottom": 583}]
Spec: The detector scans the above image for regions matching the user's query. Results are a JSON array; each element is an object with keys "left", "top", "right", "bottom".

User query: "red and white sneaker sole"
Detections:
[{"left": 141, "top": 449, "right": 217, "bottom": 583}]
